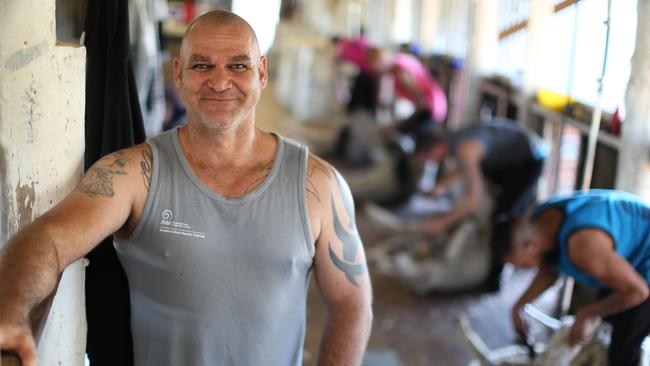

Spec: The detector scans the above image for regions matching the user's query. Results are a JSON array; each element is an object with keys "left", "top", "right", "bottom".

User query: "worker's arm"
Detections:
[
  {"left": 306, "top": 155, "right": 373, "bottom": 366},
  {"left": 421, "top": 140, "right": 485, "bottom": 234},
  {"left": 511, "top": 265, "right": 559, "bottom": 338},
  {"left": 0, "top": 144, "right": 151, "bottom": 366},
  {"left": 567, "top": 228, "right": 650, "bottom": 345}
]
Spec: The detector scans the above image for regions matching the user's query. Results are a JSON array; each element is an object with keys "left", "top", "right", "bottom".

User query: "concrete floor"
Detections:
[{"left": 256, "top": 82, "right": 559, "bottom": 366}]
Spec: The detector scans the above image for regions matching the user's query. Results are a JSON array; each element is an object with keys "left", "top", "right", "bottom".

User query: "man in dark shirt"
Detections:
[{"left": 414, "top": 118, "right": 547, "bottom": 291}]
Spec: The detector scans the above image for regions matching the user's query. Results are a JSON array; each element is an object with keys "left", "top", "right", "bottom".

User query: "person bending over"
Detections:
[
  {"left": 414, "top": 118, "right": 547, "bottom": 291},
  {"left": 507, "top": 189, "right": 650, "bottom": 366},
  {"left": 367, "top": 47, "right": 447, "bottom": 135}
]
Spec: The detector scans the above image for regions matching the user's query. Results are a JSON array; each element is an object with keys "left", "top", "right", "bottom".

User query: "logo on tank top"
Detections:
[
  {"left": 162, "top": 210, "right": 173, "bottom": 220},
  {"left": 159, "top": 209, "right": 206, "bottom": 239}
]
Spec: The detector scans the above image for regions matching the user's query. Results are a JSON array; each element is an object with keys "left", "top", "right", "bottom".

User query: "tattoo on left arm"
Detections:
[{"left": 328, "top": 175, "right": 367, "bottom": 287}]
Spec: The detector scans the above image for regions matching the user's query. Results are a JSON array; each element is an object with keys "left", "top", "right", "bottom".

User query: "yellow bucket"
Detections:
[{"left": 536, "top": 89, "right": 576, "bottom": 112}]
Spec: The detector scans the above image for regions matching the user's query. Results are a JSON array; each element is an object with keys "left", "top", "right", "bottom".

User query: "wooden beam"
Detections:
[
  {"left": 499, "top": 20, "right": 527, "bottom": 39},
  {"left": 554, "top": 0, "right": 581, "bottom": 13},
  {"left": 499, "top": 0, "right": 581, "bottom": 39}
]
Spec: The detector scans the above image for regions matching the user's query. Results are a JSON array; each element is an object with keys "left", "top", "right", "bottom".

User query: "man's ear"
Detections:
[
  {"left": 259, "top": 56, "right": 268, "bottom": 89},
  {"left": 173, "top": 58, "right": 183, "bottom": 88}
]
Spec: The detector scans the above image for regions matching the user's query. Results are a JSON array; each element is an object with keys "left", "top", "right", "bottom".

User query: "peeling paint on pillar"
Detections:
[
  {"left": 0, "top": 145, "right": 7, "bottom": 244},
  {"left": 15, "top": 180, "right": 36, "bottom": 229},
  {"left": 22, "top": 79, "right": 42, "bottom": 144}
]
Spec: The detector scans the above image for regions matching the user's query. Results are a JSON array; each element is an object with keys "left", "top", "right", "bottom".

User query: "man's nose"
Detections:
[{"left": 206, "top": 67, "right": 231, "bottom": 90}]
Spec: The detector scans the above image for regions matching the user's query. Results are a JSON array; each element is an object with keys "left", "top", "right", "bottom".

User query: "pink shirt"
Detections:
[
  {"left": 337, "top": 37, "right": 373, "bottom": 75},
  {"left": 393, "top": 53, "right": 447, "bottom": 123}
]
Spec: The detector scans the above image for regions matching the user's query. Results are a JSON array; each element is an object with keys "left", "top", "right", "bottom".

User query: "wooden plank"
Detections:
[
  {"left": 554, "top": 0, "right": 581, "bottom": 13},
  {"left": 499, "top": 20, "right": 527, "bottom": 39},
  {"left": 499, "top": 0, "right": 581, "bottom": 39}
]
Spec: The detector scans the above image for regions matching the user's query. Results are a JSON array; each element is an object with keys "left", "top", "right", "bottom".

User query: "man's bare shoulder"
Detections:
[{"left": 306, "top": 153, "right": 337, "bottom": 204}]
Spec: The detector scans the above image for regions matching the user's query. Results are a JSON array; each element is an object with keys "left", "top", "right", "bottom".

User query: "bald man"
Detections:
[{"left": 0, "top": 10, "right": 372, "bottom": 366}]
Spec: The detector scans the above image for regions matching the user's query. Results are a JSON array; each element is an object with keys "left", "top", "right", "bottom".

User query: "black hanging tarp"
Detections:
[{"left": 83, "top": 0, "right": 146, "bottom": 364}]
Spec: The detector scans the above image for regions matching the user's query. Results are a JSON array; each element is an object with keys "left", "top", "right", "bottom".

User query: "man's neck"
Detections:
[
  {"left": 179, "top": 121, "right": 260, "bottom": 169},
  {"left": 535, "top": 207, "right": 565, "bottom": 253},
  {"left": 176, "top": 121, "right": 279, "bottom": 198}
]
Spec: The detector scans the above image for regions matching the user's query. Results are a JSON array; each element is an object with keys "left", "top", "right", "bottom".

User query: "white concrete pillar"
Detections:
[
  {"left": 0, "top": 0, "right": 86, "bottom": 364},
  {"left": 295, "top": 0, "right": 335, "bottom": 36},
  {"left": 365, "top": 0, "right": 394, "bottom": 45},
  {"left": 436, "top": 0, "right": 471, "bottom": 58},
  {"left": 419, "top": 0, "right": 442, "bottom": 54},
  {"left": 392, "top": 0, "right": 415, "bottom": 44},
  {"left": 518, "top": 0, "right": 553, "bottom": 126},
  {"left": 453, "top": 0, "right": 500, "bottom": 128},
  {"left": 472, "top": 0, "right": 500, "bottom": 75},
  {"left": 616, "top": 0, "right": 650, "bottom": 199},
  {"left": 231, "top": 0, "right": 281, "bottom": 55}
]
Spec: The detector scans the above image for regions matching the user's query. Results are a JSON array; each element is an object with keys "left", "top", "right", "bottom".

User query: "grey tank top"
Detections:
[{"left": 114, "top": 128, "right": 315, "bottom": 366}]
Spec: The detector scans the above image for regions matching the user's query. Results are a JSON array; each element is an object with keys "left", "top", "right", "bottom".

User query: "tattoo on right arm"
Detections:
[
  {"left": 140, "top": 149, "right": 153, "bottom": 191},
  {"left": 78, "top": 152, "right": 131, "bottom": 198}
]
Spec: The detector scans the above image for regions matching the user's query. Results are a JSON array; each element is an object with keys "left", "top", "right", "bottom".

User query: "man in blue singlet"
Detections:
[{"left": 507, "top": 189, "right": 650, "bottom": 366}]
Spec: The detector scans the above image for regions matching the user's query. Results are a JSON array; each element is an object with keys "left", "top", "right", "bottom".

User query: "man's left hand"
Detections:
[{"left": 568, "top": 312, "right": 595, "bottom": 346}]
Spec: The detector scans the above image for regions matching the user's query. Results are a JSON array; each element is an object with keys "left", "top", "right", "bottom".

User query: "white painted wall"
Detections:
[
  {"left": 0, "top": 0, "right": 87, "bottom": 364},
  {"left": 231, "top": 0, "right": 281, "bottom": 56},
  {"left": 419, "top": 0, "right": 442, "bottom": 54},
  {"left": 518, "top": 0, "right": 553, "bottom": 126},
  {"left": 616, "top": 0, "right": 650, "bottom": 199},
  {"left": 456, "top": 0, "right": 500, "bottom": 126}
]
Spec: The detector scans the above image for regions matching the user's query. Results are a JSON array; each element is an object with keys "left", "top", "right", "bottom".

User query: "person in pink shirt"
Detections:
[
  {"left": 336, "top": 36, "right": 374, "bottom": 75},
  {"left": 369, "top": 47, "right": 448, "bottom": 134},
  {"left": 334, "top": 36, "right": 379, "bottom": 115}
]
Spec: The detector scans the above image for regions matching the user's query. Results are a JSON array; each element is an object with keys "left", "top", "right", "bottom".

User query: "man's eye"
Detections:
[
  {"left": 230, "top": 64, "right": 249, "bottom": 71},
  {"left": 191, "top": 64, "right": 210, "bottom": 70}
]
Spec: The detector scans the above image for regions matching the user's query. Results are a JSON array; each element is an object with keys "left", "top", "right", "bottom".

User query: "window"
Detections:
[{"left": 494, "top": 0, "right": 638, "bottom": 114}]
